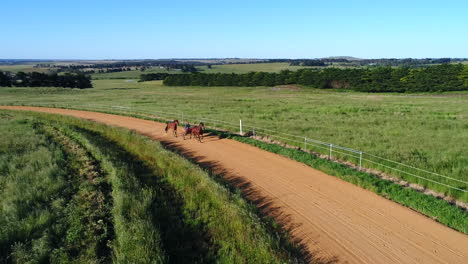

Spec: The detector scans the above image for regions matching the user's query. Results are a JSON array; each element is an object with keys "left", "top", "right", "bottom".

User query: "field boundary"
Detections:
[{"left": 8, "top": 103, "right": 468, "bottom": 203}]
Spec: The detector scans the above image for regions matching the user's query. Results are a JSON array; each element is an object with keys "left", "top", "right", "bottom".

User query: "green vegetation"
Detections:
[
  {"left": 164, "top": 64, "right": 468, "bottom": 93},
  {"left": 0, "top": 111, "right": 306, "bottom": 263},
  {"left": 197, "top": 62, "right": 319, "bottom": 74},
  {"left": 0, "top": 64, "right": 50, "bottom": 73},
  {"left": 91, "top": 62, "right": 317, "bottom": 80},
  {"left": 139, "top": 73, "right": 174, "bottom": 82},
  {"left": 0, "top": 113, "right": 113, "bottom": 262},
  {"left": 0, "top": 71, "right": 92, "bottom": 88},
  {"left": 91, "top": 67, "right": 179, "bottom": 80},
  {"left": 1, "top": 77, "right": 467, "bottom": 201}
]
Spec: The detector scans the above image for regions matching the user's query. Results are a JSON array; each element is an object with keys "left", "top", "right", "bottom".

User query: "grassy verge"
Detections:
[
  {"left": 0, "top": 114, "right": 68, "bottom": 263},
  {"left": 0, "top": 114, "right": 114, "bottom": 263},
  {"left": 36, "top": 124, "right": 114, "bottom": 263},
  {"left": 46, "top": 122, "right": 167, "bottom": 263},
  {"left": 2, "top": 110, "right": 308, "bottom": 263},
  {"left": 208, "top": 129, "right": 468, "bottom": 234}
]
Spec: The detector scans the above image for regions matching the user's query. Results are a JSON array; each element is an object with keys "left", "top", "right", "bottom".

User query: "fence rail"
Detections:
[{"left": 17, "top": 103, "right": 468, "bottom": 194}]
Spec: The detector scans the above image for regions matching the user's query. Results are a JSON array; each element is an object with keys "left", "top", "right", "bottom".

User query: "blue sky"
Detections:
[{"left": 2, "top": 0, "right": 467, "bottom": 59}]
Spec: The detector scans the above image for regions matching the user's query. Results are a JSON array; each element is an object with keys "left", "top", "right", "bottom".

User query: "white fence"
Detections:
[{"left": 20, "top": 103, "right": 468, "bottom": 194}]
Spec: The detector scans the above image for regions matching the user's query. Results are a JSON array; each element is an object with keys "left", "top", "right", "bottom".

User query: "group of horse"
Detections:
[{"left": 164, "top": 120, "right": 205, "bottom": 142}]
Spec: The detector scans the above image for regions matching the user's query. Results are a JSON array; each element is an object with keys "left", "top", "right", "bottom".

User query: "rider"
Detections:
[{"left": 184, "top": 122, "right": 191, "bottom": 131}]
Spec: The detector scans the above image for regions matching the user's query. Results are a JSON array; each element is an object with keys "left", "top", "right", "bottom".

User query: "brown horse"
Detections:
[
  {"left": 165, "top": 120, "right": 179, "bottom": 137},
  {"left": 184, "top": 122, "right": 205, "bottom": 142},
  {"left": 191, "top": 122, "right": 205, "bottom": 142},
  {"left": 182, "top": 126, "right": 193, "bottom": 140}
]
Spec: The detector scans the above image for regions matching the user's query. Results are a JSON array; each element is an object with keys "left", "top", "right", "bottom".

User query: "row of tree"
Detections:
[
  {"left": 49, "top": 63, "right": 199, "bottom": 75},
  {"left": 289, "top": 60, "right": 326, "bottom": 66},
  {"left": 139, "top": 73, "right": 174, "bottom": 82},
  {"left": 0, "top": 71, "right": 93, "bottom": 89},
  {"left": 269, "top": 58, "right": 350, "bottom": 63},
  {"left": 163, "top": 64, "right": 467, "bottom": 92}
]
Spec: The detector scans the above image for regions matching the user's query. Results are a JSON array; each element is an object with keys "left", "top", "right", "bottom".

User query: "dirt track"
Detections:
[{"left": 2, "top": 106, "right": 468, "bottom": 264}]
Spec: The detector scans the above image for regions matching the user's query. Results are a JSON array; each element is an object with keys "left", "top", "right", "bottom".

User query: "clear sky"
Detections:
[{"left": 2, "top": 0, "right": 467, "bottom": 59}]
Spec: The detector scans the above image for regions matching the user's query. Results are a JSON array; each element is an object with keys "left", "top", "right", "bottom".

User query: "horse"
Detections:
[
  {"left": 182, "top": 126, "right": 193, "bottom": 140},
  {"left": 165, "top": 120, "right": 179, "bottom": 137},
  {"left": 184, "top": 122, "right": 205, "bottom": 142}
]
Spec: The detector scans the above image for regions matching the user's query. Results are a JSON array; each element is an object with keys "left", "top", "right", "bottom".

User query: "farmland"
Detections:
[
  {"left": 1, "top": 77, "right": 467, "bottom": 200},
  {"left": 5, "top": 0, "right": 468, "bottom": 262},
  {"left": 0, "top": 61, "right": 327, "bottom": 80},
  {"left": 2, "top": 106, "right": 467, "bottom": 263},
  {"left": 91, "top": 63, "right": 315, "bottom": 79},
  {"left": 0, "top": 111, "right": 305, "bottom": 263},
  {"left": 91, "top": 67, "right": 180, "bottom": 80},
  {"left": 2, "top": 59, "right": 468, "bottom": 263},
  {"left": 0, "top": 64, "right": 50, "bottom": 73}
]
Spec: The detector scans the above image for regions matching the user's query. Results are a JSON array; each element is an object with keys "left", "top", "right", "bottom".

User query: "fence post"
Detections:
[
  {"left": 359, "top": 151, "right": 363, "bottom": 170},
  {"left": 304, "top": 137, "right": 307, "bottom": 151},
  {"left": 329, "top": 144, "right": 333, "bottom": 160},
  {"left": 240, "top": 119, "right": 243, "bottom": 135},
  {"left": 253, "top": 127, "right": 256, "bottom": 136}
]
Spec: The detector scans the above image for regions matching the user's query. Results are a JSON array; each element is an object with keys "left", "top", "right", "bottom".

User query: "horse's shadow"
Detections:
[{"left": 175, "top": 129, "right": 223, "bottom": 143}]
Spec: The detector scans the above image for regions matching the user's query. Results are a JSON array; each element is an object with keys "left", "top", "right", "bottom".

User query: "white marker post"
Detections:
[
  {"left": 359, "top": 151, "right": 363, "bottom": 170},
  {"left": 240, "top": 119, "right": 243, "bottom": 135}
]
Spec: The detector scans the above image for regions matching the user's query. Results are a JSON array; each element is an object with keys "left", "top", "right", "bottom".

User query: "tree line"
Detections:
[
  {"left": 0, "top": 71, "right": 93, "bottom": 88},
  {"left": 289, "top": 60, "right": 326, "bottom": 66},
  {"left": 139, "top": 73, "right": 174, "bottom": 82},
  {"left": 48, "top": 62, "right": 199, "bottom": 75},
  {"left": 269, "top": 58, "right": 468, "bottom": 67},
  {"left": 163, "top": 64, "right": 468, "bottom": 92}
]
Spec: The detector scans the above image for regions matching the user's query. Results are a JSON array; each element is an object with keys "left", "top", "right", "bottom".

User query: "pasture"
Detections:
[
  {"left": 0, "top": 64, "right": 50, "bottom": 73},
  {"left": 1, "top": 79, "right": 467, "bottom": 198},
  {"left": 0, "top": 61, "right": 339, "bottom": 80},
  {"left": 91, "top": 67, "right": 180, "bottom": 80},
  {"left": 1, "top": 79, "right": 468, "bottom": 200},
  {"left": 90, "top": 62, "right": 320, "bottom": 79},
  {"left": 1, "top": 77, "right": 468, "bottom": 201}
]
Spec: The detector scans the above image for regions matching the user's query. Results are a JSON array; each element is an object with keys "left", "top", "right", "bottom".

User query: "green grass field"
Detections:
[
  {"left": 0, "top": 61, "right": 335, "bottom": 80},
  {"left": 0, "top": 111, "right": 306, "bottom": 263},
  {"left": 1, "top": 79, "right": 467, "bottom": 201},
  {"left": 90, "top": 62, "right": 320, "bottom": 79},
  {"left": 91, "top": 67, "right": 182, "bottom": 80},
  {"left": 0, "top": 65, "right": 51, "bottom": 73}
]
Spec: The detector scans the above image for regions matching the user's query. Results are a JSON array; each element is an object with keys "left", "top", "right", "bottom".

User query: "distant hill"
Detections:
[{"left": 322, "top": 56, "right": 363, "bottom": 61}]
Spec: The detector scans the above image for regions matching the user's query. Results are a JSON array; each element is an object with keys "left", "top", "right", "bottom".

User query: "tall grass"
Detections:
[
  {"left": 0, "top": 114, "right": 115, "bottom": 262},
  {"left": 0, "top": 114, "right": 71, "bottom": 262},
  {"left": 37, "top": 124, "right": 114, "bottom": 263},
  {"left": 24, "top": 111, "right": 308, "bottom": 263},
  {"left": 52, "top": 124, "right": 167, "bottom": 263}
]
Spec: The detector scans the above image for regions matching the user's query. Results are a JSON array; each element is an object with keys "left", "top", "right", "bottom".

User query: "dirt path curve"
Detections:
[{"left": 2, "top": 106, "right": 467, "bottom": 264}]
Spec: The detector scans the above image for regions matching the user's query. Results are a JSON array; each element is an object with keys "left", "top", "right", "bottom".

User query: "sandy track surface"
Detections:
[{"left": 2, "top": 106, "right": 467, "bottom": 263}]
